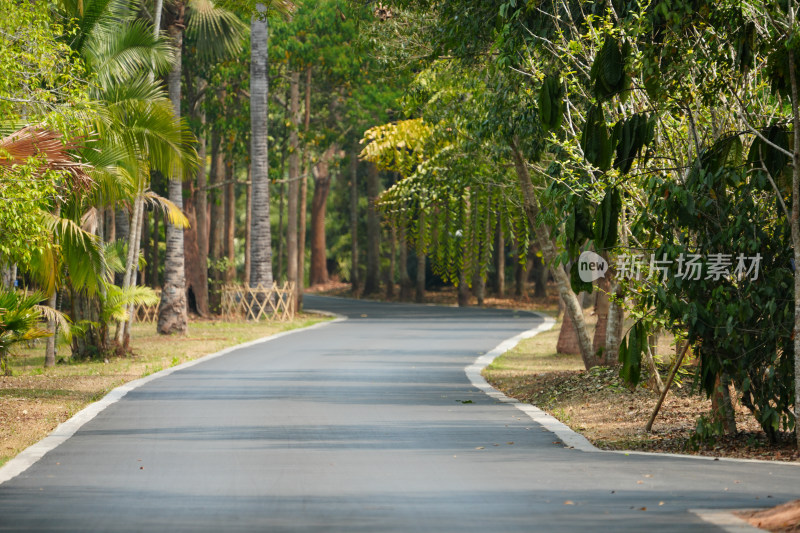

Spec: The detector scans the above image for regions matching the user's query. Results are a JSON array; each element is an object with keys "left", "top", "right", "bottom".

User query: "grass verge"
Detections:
[{"left": 0, "top": 314, "right": 328, "bottom": 467}]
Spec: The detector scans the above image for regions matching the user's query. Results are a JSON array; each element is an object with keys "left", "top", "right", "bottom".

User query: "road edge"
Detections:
[
  {"left": 0, "top": 314, "right": 346, "bottom": 486},
  {"left": 468, "top": 315, "right": 800, "bottom": 467},
  {"left": 464, "top": 313, "right": 597, "bottom": 452}
]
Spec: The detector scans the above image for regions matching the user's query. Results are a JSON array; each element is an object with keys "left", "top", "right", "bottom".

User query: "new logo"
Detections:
[{"left": 578, "top": 251, "right": 608, "bottom": 282}]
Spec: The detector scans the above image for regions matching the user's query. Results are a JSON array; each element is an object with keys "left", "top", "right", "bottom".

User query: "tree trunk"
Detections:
[
  {"left": 248, "top": 12, "right": 273, "bottom": 289},
  {"left": 605, "top": 270, "right": 624, "bottom": 364},
  {"left": 115, "top": 207, "right": 129, "bottom": 243},
  {"left": 385, "top": 225, "right": 396, "bottom": 299},
  {"left": 494, "top": 223, "right": 505, "bottom": 297},
  {"left": 556, "top": 305, "right": 582, "bottom": 355},
  {"left": 296, "top": 66, "right": 311, "bottom": 310},
  {"left": 309, "top": 145, "right": 336, "bottom": 286},
  {"left": 186, "top": 100, "right": 209, "bottom": 315},
  {"left": 224, "top": 161, "right": 236, "bottom": 283},
  {"left": 158, "top": 18, "right": 189, "bottom": 335},
  {"left": 364, "top": 162, "right": 381, "bottom": 295},
  {"left": 644, "top": 335, "right": 665, "bottom": 394},
  {"left": 593, "top": 275, "right": 610, "bottom": 363},
  {"left": 209, "top": 130, "right": 225, "bottom": 311},
  {"left": 104, "top": 207, "right": 115, "bottom": 242},
  {"left": 514, "top": 250, "right": 525, "bottom": 297},
  {"left": 183, "top": 186, "right": 206, "bottom": 316},
  {"left": 150, "top": 212, "right": 160, "bottom": 287},
  {"left": 532, "top": 251, "right": 548, "bottom": 298},
  {"left": 182, "top": 136, "right": 210, "bottom": 316},
  {"left": 286, "top": 70, "right": 300, "bottom": 295},
  {"left": 398, "top": 224, "right": 411, "bottom": 300},
  {"left": 473, "top": 271, "right": 485, "bottom": 307},
  {"left": 44, "top": 290, "right": 57, "bottom": 367},
  {"left": 196, "top": 106, "right": 209, "bottom": 263},
  {"left": 415, "top": 210, "right": 426, "bottom": 303},
  {"left": 711, "top": 373, "right": 738, "bottom": 436},
  {"left": 140, "top": 210, "right": 149, "bottom": 286},
  {"left": 787, "top": 9, "right": 800, "bottom": 449},
  {"left": 244, "top": 168, "right": 252, "bottom": 286},
  {"left": 276, "top": 180, "right": 284, "bottom": 282},
  {"left": 350, "top": 150, "right": 359, "bottom": 294},
  {"left": 118, "top": 194, "right": 143, "bottom": 345},
  {"left": 510, "top": 137, "right": 597, "bottom": 369}
]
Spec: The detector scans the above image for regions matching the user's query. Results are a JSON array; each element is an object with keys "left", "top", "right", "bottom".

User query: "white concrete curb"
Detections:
[
  {"left": 465, "top": 313, "right": 597, "bottom": 453},
  {"left": 468, "top": 315, "right": 800, "bottom": 465},
  {"left": 0, "top": 315, "right": 345, "bottom": 486}
]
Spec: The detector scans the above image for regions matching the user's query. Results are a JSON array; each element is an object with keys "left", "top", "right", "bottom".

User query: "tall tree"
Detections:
[
  {"left": 363, "top": 162, "right": 381, "bottom": 295},
  {"left": 309, "top": 144, "right": 337, "bottom": 285},
  {"left": 248, "top": 7, "right": 273, "bottom": 288},
  {"left": 158, "top": 3, "right": 190, "bottom": 334}
]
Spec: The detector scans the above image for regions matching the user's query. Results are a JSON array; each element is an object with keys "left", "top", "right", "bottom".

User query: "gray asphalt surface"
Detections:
[{"left": 0, "top": 295, "right": 797, "bottom": 532}]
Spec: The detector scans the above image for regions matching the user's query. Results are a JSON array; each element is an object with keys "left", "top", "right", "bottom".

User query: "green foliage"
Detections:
[
  {"left": 0, "top": 289, "right": 52, "bottom": 374},
  {"left": 618, "top": 320, "right": 646, "bottom": 386},
  {"left": 589, "top": 36, "right": 631, "bottom": 102},
  {"left": 593, "top": 187, "right": 622, "bottom": 252},
  {"left": 635, "top": 157, "right": 794, "bottom": 439},
  {"left": 581, "top": 104, "right": 612, "bottom": 171},
  {"left": 538, "top": 75, "right": 564, "bottom": 132}
]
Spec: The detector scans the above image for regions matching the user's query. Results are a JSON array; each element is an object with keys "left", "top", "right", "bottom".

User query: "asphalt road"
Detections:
[{"left": 0, "top": 295, "right": 797, "bottom": 532}]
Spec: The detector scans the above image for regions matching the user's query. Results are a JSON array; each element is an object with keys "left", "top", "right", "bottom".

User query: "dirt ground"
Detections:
[
  {"left": 483, "top": 320, "right": 799, "bottom": 462},
  {"left": 738, "top": 501, "right": 800, "bottom": 533}
]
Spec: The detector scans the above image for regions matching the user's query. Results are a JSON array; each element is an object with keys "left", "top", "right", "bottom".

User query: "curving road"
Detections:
[{"left": 0, "top": 295, "right": 797, "bottom": 532}]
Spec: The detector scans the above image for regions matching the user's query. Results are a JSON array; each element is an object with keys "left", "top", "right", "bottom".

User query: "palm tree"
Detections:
[
  {"left": 156, "top": 0, "right": 247, "bottom": 333},
  {"left": 250, "top": 6, "right": 273, "bottom": 289},
  {"left": 0, "top": 289, "right": 66, "bottom": 375},
  {"left": 60, "top": 0, "right": 196, "bottom": 348},
  {"left": 248, "top": 1, "right": 291, "bottom": 290}
]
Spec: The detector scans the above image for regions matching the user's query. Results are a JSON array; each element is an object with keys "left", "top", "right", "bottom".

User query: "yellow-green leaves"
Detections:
[{"left": 360, "top": 118, "right": 432, "bottom": 175}]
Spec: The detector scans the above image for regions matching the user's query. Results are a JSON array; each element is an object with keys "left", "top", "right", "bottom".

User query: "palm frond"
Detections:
[
  {"left": 0, "top": 289, "right": 51, "bottom": 354},
  {"left": 144, "top": 191, "right": 190, "bottom": 228},
  {"left": 35, "top": 305, "right": 72, "bottom": 342},
  {"left": 78, "top": 140, "right": 136, "bottom": 205},
  {"left": 265, "top": 0, "right": 294, "bottom": 17},
  {"left": 41, "top": 213, "right": 108, "bottom": 294},
  {"left": 0, "top": 126, "right": 93, "bottom": 194},
  {"left": 101, "top": 93, "right": 198, "bottom": 180},
  {"left": 101, "top": 284, "right": 159, "bottom": 323},
  {"left": 87, "top": 20, "right": 175, "bottom": 85},
  {"left": 186, "top": 0, "right": 249, "bottom": 62},
  {"left": 103, "top": 240, "right": 128, "bottom": 275}
]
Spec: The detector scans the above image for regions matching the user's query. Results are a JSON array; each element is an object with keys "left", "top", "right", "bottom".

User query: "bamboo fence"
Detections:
[
  {"left": 221, "top": 282, "right": 296, "bottom": 322},
  {"left": 133, "top": 289, "right": 160, "bottom": 323},
  {"left": 133, "top": 283, "right": 295, "bottom": 323}
]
